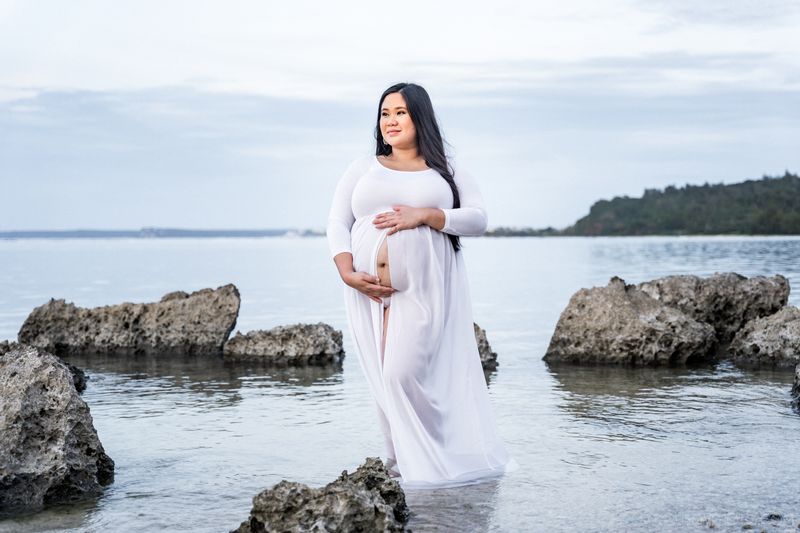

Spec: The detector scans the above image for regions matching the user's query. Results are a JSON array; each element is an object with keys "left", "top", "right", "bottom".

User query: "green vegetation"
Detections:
[{"left": 561, "top": 171, "right": 800, "bottom": 236}]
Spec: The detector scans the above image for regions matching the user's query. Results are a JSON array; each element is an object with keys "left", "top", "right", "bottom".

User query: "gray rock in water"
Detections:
[
  {"left": 474, "top": 322, "right": 498, "bottom": 370},
  {"left": 0, "top": 344, "right": 114, "bottom": 517},
  {"left": 18, "top": 284, "right": 240, "bottom": 357},
  {"left": 223, "top": 322, "right": 344, "bottom": 365},
  {"left": 792, "top": 363, "right": 800, "bottom": 411},
  {"left": 231, "top": 457, "right": 409, "bottom": 533},
  {"left": 636, "top": 272, "right": 789, "bottom": 344},
  {"left": 0, "top": 340, "right": 86, "bottom": 393},
  {"left": 543, "top": 276, "right": 717, "bottom": 366},
  {"left": 728, "top": 306, "right": 800, "bottom": 369}
]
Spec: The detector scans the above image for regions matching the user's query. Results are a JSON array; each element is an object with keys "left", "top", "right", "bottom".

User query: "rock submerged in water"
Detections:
[
  {"left": 544, "top": 276, "right": 717, "bottom": 366},
  {"left": 0, "top": 344, "right": 114, "bottom": 517},
  {"left": 545, "top": 272, "right": 794, "bottom": 367},
  {"left": 231, "top": 457, "right": 409, "bottom": 533},
  {"left": 728, "top": 306, "right": 800, "bottom": 369},
  {"left": 636, "top": 272, "right": 789, "bottom": 344},
  {"left": 474, "top": 322, "right": 498, "bottom": 370},
  {"left": 18, "top": 284, "right": 240, "bottom": 357},
  {"left": 792, "top": 363, "right": 800, "bottom": 410},
  {"left": 223, "top": 323, "right": 344, "bottom": 365}
]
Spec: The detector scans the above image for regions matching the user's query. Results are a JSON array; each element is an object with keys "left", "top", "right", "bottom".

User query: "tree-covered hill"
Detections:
[{"left": 561, "top": 171, "right": 800, "bottom": 236}]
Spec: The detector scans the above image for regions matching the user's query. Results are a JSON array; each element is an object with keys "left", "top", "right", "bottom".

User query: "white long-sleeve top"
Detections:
[{"left": 326, "top": 155, "right": 488, "bottom": 258}]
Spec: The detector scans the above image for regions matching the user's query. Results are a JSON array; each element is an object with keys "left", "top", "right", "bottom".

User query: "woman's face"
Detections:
[{"left": 380, "top": 92, "right": 417, "bottom": 150}]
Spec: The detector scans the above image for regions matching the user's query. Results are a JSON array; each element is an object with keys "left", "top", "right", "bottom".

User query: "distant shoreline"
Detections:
[
  {"left": 6, "top": 172, "right": 797, "bottom": 240},
  {"left": 2, "top": 228, "right": 800, "bottom": 239}
]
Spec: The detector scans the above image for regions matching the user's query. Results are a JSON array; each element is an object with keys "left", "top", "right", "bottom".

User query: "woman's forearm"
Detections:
[
  {"left": 333, "top": 252, "right": 355, "bottom": 281},
  {"left": 421, "top": 208, "right": 445, "bottom": 231}
]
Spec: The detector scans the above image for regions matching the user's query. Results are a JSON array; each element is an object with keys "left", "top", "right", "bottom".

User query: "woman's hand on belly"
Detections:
[
  {"left": 372, "top": 206, "right": 444, "bottom": 235},
  {"left": 342, "top": 271, "right": 395, "bottom": 304}
]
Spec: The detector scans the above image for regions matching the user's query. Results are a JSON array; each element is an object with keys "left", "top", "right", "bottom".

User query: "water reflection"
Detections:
[
  {"left": 545, "top": 360, "right": 797, "bottom": 444},
  {"left": 404, "top": 478, "right": 501, "bottom": 532},
  {"left": 546, "top": 360, "right": 795, "bottom": 399},
  {"left": 546, "top": 363, "right": 713, "bottom": 397},
  {"left": 61, "top": 353, "right": 344, "bottom": 406},
  {"left": 0, "top": 499, "right": 98, "bottom": 533}
]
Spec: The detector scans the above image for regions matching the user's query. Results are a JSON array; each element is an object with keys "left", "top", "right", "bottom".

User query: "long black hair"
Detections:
[{"left": 374, "top": 82, "right": 462, "bottom": 253}]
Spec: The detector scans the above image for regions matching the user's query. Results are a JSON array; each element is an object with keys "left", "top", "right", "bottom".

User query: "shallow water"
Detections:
[{"left": 1, "top": 236, "right": 799, "bottom": 532}]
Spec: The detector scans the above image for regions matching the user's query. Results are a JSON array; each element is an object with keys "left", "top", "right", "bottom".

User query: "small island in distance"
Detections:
[
  {"left": 487, "top": 170, "right": 800, "bottom": 237},
  {"left": 2, "top": 171, "right": 798, "bottom": 239}
]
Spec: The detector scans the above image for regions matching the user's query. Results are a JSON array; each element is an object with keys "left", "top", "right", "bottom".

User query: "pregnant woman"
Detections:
[{"left": 327, "top": 82, "right": 516, "bottom": 488}]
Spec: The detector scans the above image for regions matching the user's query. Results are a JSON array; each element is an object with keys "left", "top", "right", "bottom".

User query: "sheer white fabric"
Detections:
[{"left": 327, "top": 154, "right": 517, "bottom": 488}]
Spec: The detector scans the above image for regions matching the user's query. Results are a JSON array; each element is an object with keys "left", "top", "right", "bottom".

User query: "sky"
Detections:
[{"left": 1, "top": 0, "right": 799, "bottom": 231}]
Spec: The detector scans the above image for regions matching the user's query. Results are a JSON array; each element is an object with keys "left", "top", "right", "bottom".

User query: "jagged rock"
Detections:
[
  {"left": 18, "top": 284, "right": 240, "bottom": 357},
  {"left": 0, "top": 340, "right": 86, "bottom": 393},
  {"left": 159, "top": 290, "right": 190, "bottom": 302},
  {"left": 728, "top": 306, "right": 800, "bottom": 368},
  {"left": 543, "top": 276, "right": 717, "bottom": 366},
  {"left": 231, "top": 457, "right": 409, "bottom": 532},
  {"left": 474, "top": 323, "right": 498, "bottom": 370},
  {"left": 0, "top": 344, "right": 114, "bottom": 517},
  {"left": 791, "top": 363, "right": 800, "bottom": 410},
  {"left": 223, "top": 322, "right": 344, "bottom": 365},
  {"left": 636, "top": 272, "right": 789, "bottom": 344}
]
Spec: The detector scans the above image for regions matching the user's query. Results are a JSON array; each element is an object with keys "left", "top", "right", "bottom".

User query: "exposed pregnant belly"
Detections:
[
  {"left": 377, "top": 237, "right": 391, "bottom": 290},
  {"left": 350, "top": 215, "right": 449, "bottom": 295}
]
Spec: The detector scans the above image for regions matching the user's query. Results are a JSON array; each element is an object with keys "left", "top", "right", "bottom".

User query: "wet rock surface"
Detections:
[
  {"left": 223, "top": 322, "right": 344, "bottom": 365},
  {"left": 18, "top": 284, "right": 240, "bottom": 357},
  {"left": 792, "top": 363, "right": 800, "bottom": 410},
  {"left": 729, "top": 306, "right": 800, "bottom": 369},
  {"left": 474, "top": 322, "right": 498, "bottom": 370},
  {"left": 0, "top": 344, "right": 114, "bottom": 517},
  {"left": 544, "top": 276, "right": 717, "bottom": 366},
  {"left": 231, "top": 457, "right": 409, "bottom": 532},
  {"left": 636, "top": 272, "right": 789, "bottom": 344}
]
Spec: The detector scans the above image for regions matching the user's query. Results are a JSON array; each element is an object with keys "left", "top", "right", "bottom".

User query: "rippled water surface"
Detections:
[{"left": 1, "top": 236, "right": 799, "bottom": 532}]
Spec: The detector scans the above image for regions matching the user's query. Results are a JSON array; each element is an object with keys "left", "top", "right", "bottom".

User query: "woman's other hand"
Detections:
[
  {"left": 342, "top": 271, "right": 395, "bottom": 304},
  {"left": 372, "top": 206, "right": 428, "bottom": 235}
]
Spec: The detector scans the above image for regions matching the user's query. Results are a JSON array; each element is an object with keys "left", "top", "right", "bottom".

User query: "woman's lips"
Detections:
[{"left": 388, "top": 131, "right": 400, "bottom": 136}]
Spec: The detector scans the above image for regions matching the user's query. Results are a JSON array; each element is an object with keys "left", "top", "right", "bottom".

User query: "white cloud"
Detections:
[{"left": 0, "top": 0, "right": 798, "bottom": 102}]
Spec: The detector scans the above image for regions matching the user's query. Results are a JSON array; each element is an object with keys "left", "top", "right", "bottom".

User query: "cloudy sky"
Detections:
[{"left": 2, "top": 0, "right": 799, "bottom": 231}]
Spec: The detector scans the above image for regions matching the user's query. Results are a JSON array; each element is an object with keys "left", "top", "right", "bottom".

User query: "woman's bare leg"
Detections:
[
  {"left": 376, "top": 237, "right": 392, "bottom": 363},
  {"left": 382, "top": 306, "right": 390, "bottom": 363},
  {"left": 376, "top": 236, "right": 397, "bottom": 471}
]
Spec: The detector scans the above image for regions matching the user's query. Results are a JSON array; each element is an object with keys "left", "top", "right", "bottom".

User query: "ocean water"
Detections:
[{"left": 1, "top": 235, "right": 799, "bottom": 532}]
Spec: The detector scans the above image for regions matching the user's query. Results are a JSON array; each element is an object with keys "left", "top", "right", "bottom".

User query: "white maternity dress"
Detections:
[{"left": 327, "top": 154, "right": 516, "bottom": 488}]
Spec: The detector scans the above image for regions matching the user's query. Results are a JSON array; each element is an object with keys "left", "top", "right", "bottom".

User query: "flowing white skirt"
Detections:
[{"left": 343, "top": 213, "right": 517, "bottom": 489}]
